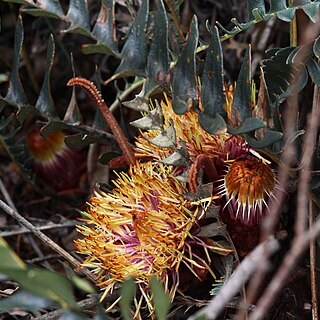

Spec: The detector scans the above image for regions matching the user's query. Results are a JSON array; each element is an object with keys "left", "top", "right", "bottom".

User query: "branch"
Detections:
[
  {"left": 187, "top": 236, "right": 280, "bottom": 320},
  {"left": 0, "top": 199, "right": 96, "bottom": 283}
]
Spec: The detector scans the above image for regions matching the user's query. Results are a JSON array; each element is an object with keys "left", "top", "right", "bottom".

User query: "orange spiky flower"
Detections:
[
  {"left": 218, "top": 158, "right": 276, "bottom": 226},
  {"left": 26, "top": 128, "right": 85, "bottom": 191},
  {"left": 76, "top": 161, "right": 229, "bottom": 315}
]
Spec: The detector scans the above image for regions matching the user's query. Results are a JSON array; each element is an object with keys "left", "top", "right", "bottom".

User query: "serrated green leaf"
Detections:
[
  {"left": 245, "top": 130, "right": 283, "bottom": 148},
  {"left": 148, "top": 124, "right": 176, "bottom": 148},
  {"left": 269, "top": 0, "right": 287, "bottom": 13},
  {"left": 4, "top": 16, "right": 28, "bottom": 106},
  {"left": 122, "top": 92, "right": 149, "bottom": 112},
  {"left": 246, "top": 0, "right": 266, "bottom": 20},
  {"left": 115, "top": 0, "right": 149, "bottom": 76},
  {"left": 262, "top": 47, "right": 298, "bottom": 103},
  {"left": 307, "top": 58, "right": 320, "bottom": 85},
  {"left": 0, "top": 291, "right": 56, "bottom": 312},
  {"left": 130, "top": 106, "right": 163, "bottom": 130},
  {"left": 302, "top": 3, "right": 320, "bottom": 22},
  {"left": 230, "top": 47, "right": 252, "bottom": 126},
  {"left": 200, "top": 26, "right": 226, "bottom": 133},
  {"left": 150, "top": 276, "right": 170, "bottom": 320},
  {"left": 276, "top": 8, "right": 296, "bottom": 22},
  {"left": 16, "top": 104, "right": 40, "bottom": 123},
  {"left": 90, "top": 0, "right": 119, "bottom": 56},
  {"left": 278, "top": 66, "right": 308, "bottom": 100},
  {"left": 172, "top": 15, "right": 198, "bottom": 114},
  {"left": 35, "top": 35, "right": 57, "bottom": 118},
  {"left": 146, "top": 0, "right": 170, "bottom": 93},
  {"left": 198, "top": 112, "right": 227, "bottom": 135},
  {"left": 286, "top": 44, "right": 312, "bottom": 64},
  {"left": 228, "top": 117, "right": 265, "bottom": 135},
  {"left": 65, "top": 0, "right": 90, "bottom": 36},
  {"left": 313, "top": 36, "right": 320, "bottom": 59},
  {"left": 160, "top": 150, "right": 188, "bottom": 166},
  {"left": 119, "top": 278, "right": 136, "bottom": 320}
]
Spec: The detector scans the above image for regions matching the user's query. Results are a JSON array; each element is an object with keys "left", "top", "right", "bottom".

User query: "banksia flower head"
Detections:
[
  {"left": 219, "top": 158, "right": 276, "bottom": 226},
  {"left": 76, "top": 161, "right": 227, "bottom": 315},
  {"left": 26, "top": 128, "right": 85, "bottom": 191}
]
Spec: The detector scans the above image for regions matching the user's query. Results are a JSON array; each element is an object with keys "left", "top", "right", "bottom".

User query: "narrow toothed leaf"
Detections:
[
  {"left": 35, "top": 35, "right": 58, "bottom": 118},
  {"left": 87, "top": 0, "right": 119, "bottom": 56},
  {"left": 245, "top": 130, "right": 283, "bottom": 148},
  {"left": 246, "top": 0, "right": 266, "bottom": 21},
  {"left": 146, "top": 0, "right": 170, "bottom": 93},
  {"left": 115, "top": 0, "right": 149, "bottom": 76},
  {"left": 231, "top": 47, "right": 252, "bottom": 126},
  {"left": 148, "top": 124, "right": 176, "bottom": 148},
  {"left": 130, "top": 106, "right": 163, "bottom": 130},
  {"left": 65, "top": 0, "right": 90, "bottom": 36},
  {"left": 200, "top": 26, "right": 227, "bottom": 134},
  {"left": 4, "top": 16, "right": 28, "bottom": 106},
  {"left": 172, "top": 15, "right": 198, "bottom": 115},
  {"left": 228, "top": 117, "right": 265, "bottom": 135}
]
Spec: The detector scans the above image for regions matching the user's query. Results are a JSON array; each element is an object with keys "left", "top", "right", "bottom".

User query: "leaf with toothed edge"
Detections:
[
  {"left": 244, "top": 130, "right": 283, "bottom": 149},
  {"left": 65, "top": 0, "right": 91, "bottom": 36},
  {"left": 172, "top": 15, "right": 199, "bottom": 115},
  {"left": 35, "top": 35, "right": 58, "bottom": 119},
  {"left": 246, "top": 0, "right": 266, "bottom": 21},
  {"left": 114, "top": 0, "right": 149, "bottom": 76},
  {"left": 146, "top": 0, "right": 170, "bottom": 93},
  {"left": 130, "top": 106, "right": 163, "bottom": 131},
  {"left": 148, "top": 124, "right": 176, "bottom": 148},
  {"left": 3, "top": 16, "right": 28, "bottom": 107},
  {"left": 227, "top": 47, "right": 261, "bottom": 134},
  {"left": 160, "top": 151, "right": 188, "bottom": 166},
  {"left": 199, "top": 26, "right": 227, "bottom": 134},
  {"left": 82, "top": 0, "right": 119, "bottom": 56},
  {"left": 228, "top": 117, "right": 265, "bottom": 135}
]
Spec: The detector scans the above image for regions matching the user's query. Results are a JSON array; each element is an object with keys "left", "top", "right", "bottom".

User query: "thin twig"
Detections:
[
  {"left": 0, "top": 220, "right": 80, "bottom": 237},
  {"left": 249, "top": 217, "right": 320, "bottom": 320},
  {"left": 33, "top": 294, "right": 102, "bottom": 320},
  {"left": 249, "top": 84, "right": 320, "bottom": 320},
  {"left": 0, "top": 179, "right": 51, "bottom": 269},
  {"left": 0, "top": 199, "right": 96, "bottom": 283},
  {"left": 186, "top": 236, "right": 280, "bottom": 320},
  {"left": 309, "top": 200, "right": 319, "bottom": 320}
]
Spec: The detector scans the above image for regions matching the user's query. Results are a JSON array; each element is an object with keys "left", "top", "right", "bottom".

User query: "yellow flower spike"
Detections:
[{"left": 75, "top": 161, "right": 220, "bottom": 315}]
